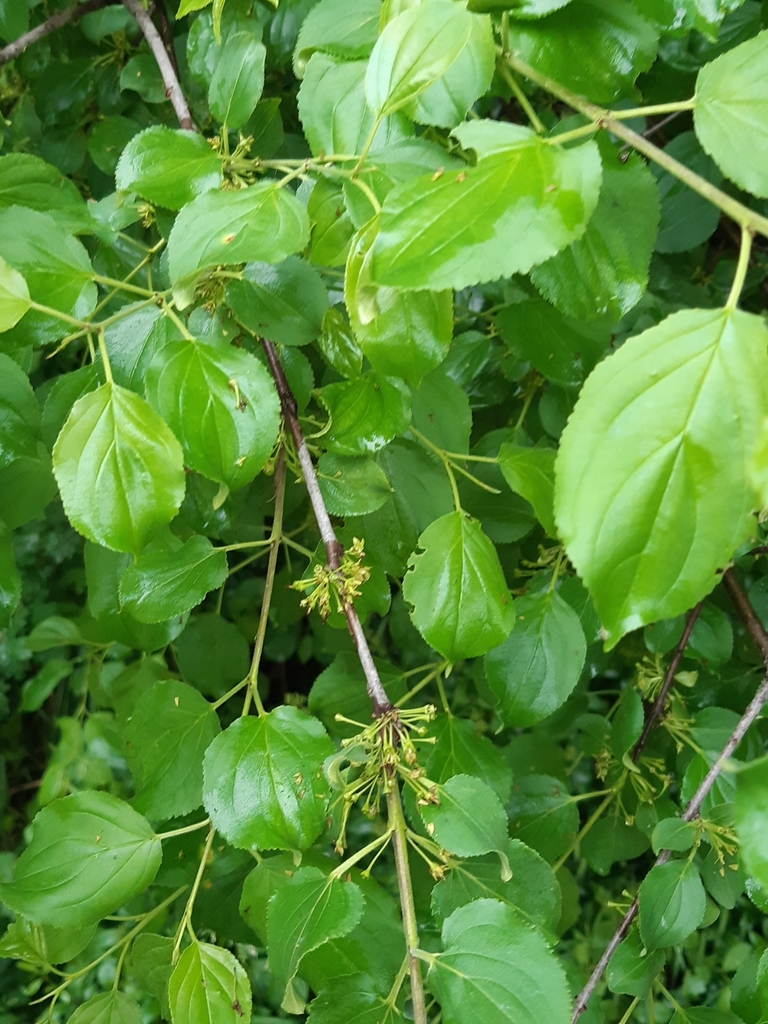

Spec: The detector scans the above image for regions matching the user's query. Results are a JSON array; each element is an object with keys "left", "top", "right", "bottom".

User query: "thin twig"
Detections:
[
  {"left": 261, "top": 339, "right": 393, "bottom": 718},
  {"left": 0, "top": 0, "right": 109, "bottom": 67},
  {"left": 121, "top": 0, "right": 193, "bottom": 130},
  {"left": 152, "top": 0, "right": 180, "bottom": 79},
  {"left": 631, "top": 602, "right": 703, "bottom": 761},
  {"left": 573, "top": 581, "right": 768, "bottom": 1021}
]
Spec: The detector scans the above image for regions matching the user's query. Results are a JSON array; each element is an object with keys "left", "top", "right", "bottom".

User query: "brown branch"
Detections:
[
  {"left": 152, "top": 0, "right": 181, "bottom": 79},
  {"left": 0, "top": 0, "right": 109, "bottom": 67},
  {"left": 261, "top": 339, "right": 394, "bottom": 718},
  {"left": 573, "top": 580, "right": 768, "bottom": 1021},
  {"left": 631, "top": 602, "right": 703, "bottom": 762},
  {"left": 121, "top": 0, "right": 193, "bottom": 130}
]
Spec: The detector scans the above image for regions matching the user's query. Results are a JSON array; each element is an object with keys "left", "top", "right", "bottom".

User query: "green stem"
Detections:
[
  {"left": 552, "top": 790, "right": 615, "bottom": 871},
  {"left": 162, "top": 303, "right": 194, "bottom": 340},
  {"left": 242, "top": 448, "right": 286, "bottom": 717},
  {"left": 28, "top": 301, "right": 90, "bottom": 329},
  {"left": 157, "top": 817, "right": 210, "bottom": 841},
  {"left": 608, "top": 99, "right": 695, "bottom": 119},
  {"left": 497, "top": 60, "right": 546, "bottom": 134},
  {"left": 96, "top": 330, "right": 113, "bottom": 385},
  {"left": 353, "top": 114, "right": 383, "bottom": 175},
  {"left": 93, "top": 274, "right": 157, "bottom": 297},
  {"left": 173, "top": 826, "right": 215, "bottom": 962},
  {"left": 505, "top": 54, "right": 768, "bottom": 239},
  {"left": 726, "top": 226, "right": 754, "bottom": 310},
  {"left": 411, "top": 428, "right": 462, "bottom": 511},
  {"left": 387, "top": 782, "right": 428, "bottom": 1024},
  {"left": 617, "top": 997, "right": 640, "bottom": 1024},
  {"left": 330, "top": 829, "right": 393, "bottom": 880}
]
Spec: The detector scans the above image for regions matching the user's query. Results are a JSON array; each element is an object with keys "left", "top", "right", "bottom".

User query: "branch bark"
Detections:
[
  {"left": 121, "top": 0, "right": 193, "bottom": 130},
  {"left": 261, "top": 339, "right": 394, "bottom": 718},
  {"left": 0, "top": 0, "right": 109, "bottom": 67}
]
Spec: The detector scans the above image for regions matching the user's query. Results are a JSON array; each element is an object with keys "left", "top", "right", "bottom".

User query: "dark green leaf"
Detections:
[
  {"left": 41, "top": 365, "right": 99, "bottom": 448},
  {"left": 425, "top": 715, "right": 512, "bottom": 802},
  {"left": 606, "top": 928, "right": 666, "bottom": 998},
  {"left": 735, "top": 756, "right": 768, "bottom": 890},
  {"left": 88, "top": 116, "right": 141, "bottom": 176},
  {"left": 131, "top": 934, "right": 173, "bottom": 1019},
  {"left": 209, "top": 32, "right": 266, "bottom": 128},
  {"left": 174, "top": 613, "right": 251, "bottom": 699},
  {"left": 120, "top": 54, "right": 167, "bottom": 104},
  {"left": 103, "top": 303, "right": 182, "bottom": 394},
  {"left": 120, "top": 535, "right": 228, "bottom": 623},
  {"left": 653, "top": 132, "right": 722, "bottom": 254},
  {"left": 0, "top": 353, "right": 39, "bottom": 467},
  {"left": 0, "top": 521, "right": 20, "bottom": 629},
  {"left": 226, "top": 257, "right": 328, "bottom": 346},
  {"left": 507, "top": 774, "right": 578, "bottom": 863},
  {"left": 20, "top": 658, "right": 72, "bottom": 713},
  {"left": 638, "top": 859, "right": 707, "bottom": 950}
]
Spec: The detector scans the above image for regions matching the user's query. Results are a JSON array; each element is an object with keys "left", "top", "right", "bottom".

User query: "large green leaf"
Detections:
[
  {"left": 369, "top": 128, "right": 601, "bottom": 291},
  {"left": 321, "top": 372, "right": 411, "bottom": 456},
  {"left": 103, "top": 304, "right": 182, "bottom": 394},
  {"left": 0, "top": 0, "right": 28, "bottom": 43},
  {"left": 67, "top": 992, "right": 142, "bottom": 1024},
  {"left": 120, "top": 535, "right": 228, "bottom": 623},
  {"left": 531, "top": 144, "right": 660, "bottom": 322},
  {"left": 555, "top": 309, "right": 768, "bottom": 646},
  {"left": 421, "top": 775, "right": 511, "bottom": 872},
  {"left": 115, "top": 126, "right": 223, "bottom": 210},
  {"left": 209, "top": 32, "right": 266, "bottom": 128},
  {"left": 52, "top": 383, "right": 186, "bottom": 555},
  {"left": 365, "top": 1, "right": 474, "bottom": 118},
  {"left": 638, "top": 860, "right": 707, "bottom": 950},
  {"left": 507, "top": 0, "right": 659, "bottom": 104},
  {"left": 226, "top": 257, "right": 328, "bottom": 347},
  {"left": 0, "top": 353, "right": 39, "bottom": 467},
  {"left": 294, "top": 0, "right": 379, "bottom": 71},
  {"left": 168, "top": 183, "right": 310, "bottom": 306},
  {"left": 0, "top": 255, "right": 30, "bottom": 332},
  {"left": 428, "top": 899, "right": 571, "bottom": 1024},
  {"left": 267, "top": 867, "right": 365, "bottom": 1010},
  {"left": 202, "top": 707, "right": 334, "bottom": 850},
  {"left": 168, "top": 942, "right": 252, "bottom": 1024},
  {"left": 694, "top": 30, "right": 768, "bottom": 198},
  {"left": 145, "top": 339, "right": 280, "bottom": 490},
  {"left": 402, "top": 511, "right": 515, "bottom": 661},
  {"left": 0, "top": 791, "right": 161, "bottom": 927},
  {"left": 484, "top": 590, "right": 586, "bottom": 727},
  {"left": 125, "top": 679, "right": 221, "bottom": 820},
  {"left": 0, "top": 153, "right": 93, "bottom": 234}
]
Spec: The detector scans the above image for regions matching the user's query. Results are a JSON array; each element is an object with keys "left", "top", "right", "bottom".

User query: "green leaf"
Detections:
[
  {"left": 0, "top": 916, "right": 94, "bottom": 967},
  {"left": 425, "top": 715, "right": 512, "bottom": 802},
  {"left": 345, "top": 221, "right": 453, "bottom": 385},
  {"left": 531, "top": 144, "right": 660, "bottom": 322},
  {"left": 168, "top": 941, "right": 252, "bottom": 1024},
  {"left": 428, "top": 899, "right": 571, "bottom": 1024},
  {"left": 20, "top": 658, "right": 72, "bottom": 713},
  {"left": 555, "top": 309, "right": 768, "bottom": 647},
  {"left": 174, "top": 613, "right": 251, "bottom": 699},
  {"left": 67, "top": 992, "right": 142, "bottom": 1024},
  {"left": 0, "top": 446, "right": 57, "bottom": 530},
  {"left": 116, "top": 126, "right": 223, "bottom": 210},
  {"left": 498, "top": 444, "right": 556, "bottom": 536},
  {"left": 421, "top": 775, "right": 511, "bottom": 873},
  {"left": 411, "top": 368, "right": 472, "bottom": 454},
  {"left": 0, "top": 208, "right": 96, "bottom": 347},
  {"left": 611, "top": 687, "right": 644, "bottom": 760},
  {"left": 403, "top": 511, "right": 515, "bottom": 661},
  {"left": 694, "top": 30, "right": 768, "bottom": 198},
  {"left": 642, "top": 0, "right": 744, "bottom": 38},
  {"left": 366, "top": 1, "right": 475, "bottom": 118},
  {"left": 52, "top": 383, "right": 186, "bottom": 555},
  {"left": 125, "top": 679, "right": 221, "bottom": 820},
  {"left": 131, "top": 934, "right": 173, "bottom": 1019},
  {"left": 103, "top": 303, "right": 181, "bottom": 394},
  {"left": 317, "top": 453, "right": 391, "bottom": 516},
  {"left": 639, "top": 860, "right": 707, "bottom": 950},
  {"left": 0, "top": 0, "right": 28, "bottom": 43},
  {"left": 0, "top": 153, "right": 94, "bottom": 235},
  {"left": 145, "top": 339, "right": 281, "bottom": 490},
  {"left": 0, "top": 791, "right": 161, "bottom": 927},
  {"left": 606, "top": 928, "right": 666, "bottom": 998},
  {"left": 484, "top": 590, "right": 586, "bottom": 727},
  {"left": 369, "top": 130, "right": 602, "bottom": 291},
  {"left": 0, "top": 520, "right": 20, "bottom": 629},
  {"left": 308, "top": 652, "right": 406, "bottom": 739},
  {"left": 88, "top": 116, "right": 140, "bottom": 176},
  {"left": 168, "top": 183, "right": 310, "bottom": 307},
  {"left": 308, "top": 178, "right": 355, "bottom": 268},
  {"left": 307, "top": 983, "right": 404, "bottom": 1024},
  {"left": 0, "top": 256, "right": 30, "bottom": 332},
  {"left": 41, "top": 366, "right": 100, "bottom": 448},
  {"left": 507, "top": 0, "right": 659, "bottom": 105},
  {"left": 652, "top": 818, "right": 697, "bottom": 855},
  {"left": 506, "top": 774, "right": 578, "bottom": 863},
  {"left": 735, "top": 757, "right": 768, "bottom": 890},
  {"left": 120, "top": 54, "right": 167, "bottom": 104},
  {"left": 25, "top": 616, "right": 84, "bottom": 652},
  {"left": 581, "top": 816, "right": 649, "bottom": 876},
  {"left": 202, "top": 707, "right": 334, "bottom": 850},
  {"left": 267, "top": 867, "right": 365, "bottom": 1009},
  {"left": 209, "top": 32, "right": 266, "bottom": 128},
  {"left": 652, "top": 132, "right": 722, "bottom": 254},
  {"left": 0, "top": 353, "right": 39, "bottom": 466},
  {"left": 294, "top": 0, "right": 380, "bottom": 72},
  {"left": 226, "top": 257, "right": 328, "bottom": 346},
  {"left": 120, "top": 535, "right": 228, "bottom": 623},
  {"left": 321, "top": 372, "right": 411, "bottom": 457}
]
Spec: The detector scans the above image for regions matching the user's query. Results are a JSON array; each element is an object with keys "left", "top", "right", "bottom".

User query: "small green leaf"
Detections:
[
  {"left": 506, "top": 774, "right": 578, "bottom": 863},
  {"left": 120, "top": 54, "right": 167, "bottom": 104},
  {"left": 0, "top": 353, "right": 39, "bottom": 468},
  {"left": 370, "top": 130, "right": 602, "bottom": 291},
  {"left": 652, "top": 818, "right": 697, "bottom": 855},
  {"left": 175, "top": 613, "right": 251, "bottom": 699},
  {"left": 145, "top": 340, "right": 280, "bottom": 491},
  {"left": 735, "top": 757, "right": 768, "bottom": 890},
  {"left": 20, "top": 658, "right": 72, "bottom": 712},
  {"left": 168, "top": 942, "right": 252, "bottom": 1024},
  {"left": 116, "top": 126, "right": 223, "bottom": 210},
  {"left": 639, "top": 859, "right": 707, "bottom": 950},
  {"left": 484, "top": 590, "right": 586, "bottom": 727},
  {"left": 294, "top": 0, "right": 380, "bottom": 72},
  {"left": 555, "top": 308, "right": 768, "bottom": 646},
  {"left": 52, "top": 383, "right": 186, "bottom": 555},
  {"left": 202, "top": 707, "right": 334, "bottom": 850},
  {"left": 652, "top": 132, "right": 722, "bottom": 254},
  {"left": 131, "top": 934, "right": 173, "bottom": 1019},
  {"left": 321, "top": 372, "right": 411, "bottom": 457},
  {"left": 226, "top": 257, "right": 329, "bottom": 347},
  {"left": 168, "top": 183, "right": 310, "bottom": 307},
  {"left": 498, "top": 444, "right": 556, "bottom": 536},
  {"left": 425, "top": 715, "right": 512, "bottom": 802},
  {"left": 611, "top": 687, "right": 643, "bottom": 759},
  {"left": 87, "top": 116, "right": 141, "bottom": 176},
  {"left": 0, "top": 791, "right": 161, "bottom": 927},
  {"left": 0, "top": 256, "right": 30, "bottom": 332},
  {"left": 366, "top": 2, "right": 474, "bottom": 118},
  {"left": 429, "top": 899, "right": 571, "bottom": 1024},
  {"left": 421, "top": 775, "right": 511, "bottom": 872},
  {"left": 694, "top": 30, "right": 768, "bottom": 198},
  {"left": 0, "top": 153, "right": 94, "bottom": 235},
  {"left": 209, "top": 32, "right": 266, "bottom": 128},
  {"left": 120, "top": 535, "right": 228, "bottom": 623},
  {"left": 25, "top": 616, "right": 84, "bottom": 652},
  {"left": 67, "top": 992, "right": 142, "bottom": 1024},
  {"left": 307, "top": 983, "right": 404, "bottom": 1024},
  {"left": 317, "top": 453, "right": 391, "bottom": 516},
  {"left": 125, "top": 679, "right": 221, "bottom": 821},
  {"left": 606, "top": 928, "right": 666, "bottom": 998},
  {"left": 267, "top": 867, "right": 365, "bottom": 1009},
  {"left": 403, "top": 511, "right": 514, "bottom": 661},
  {"left": 581, "top": 816, "right": 649, "bottom": 876}
]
